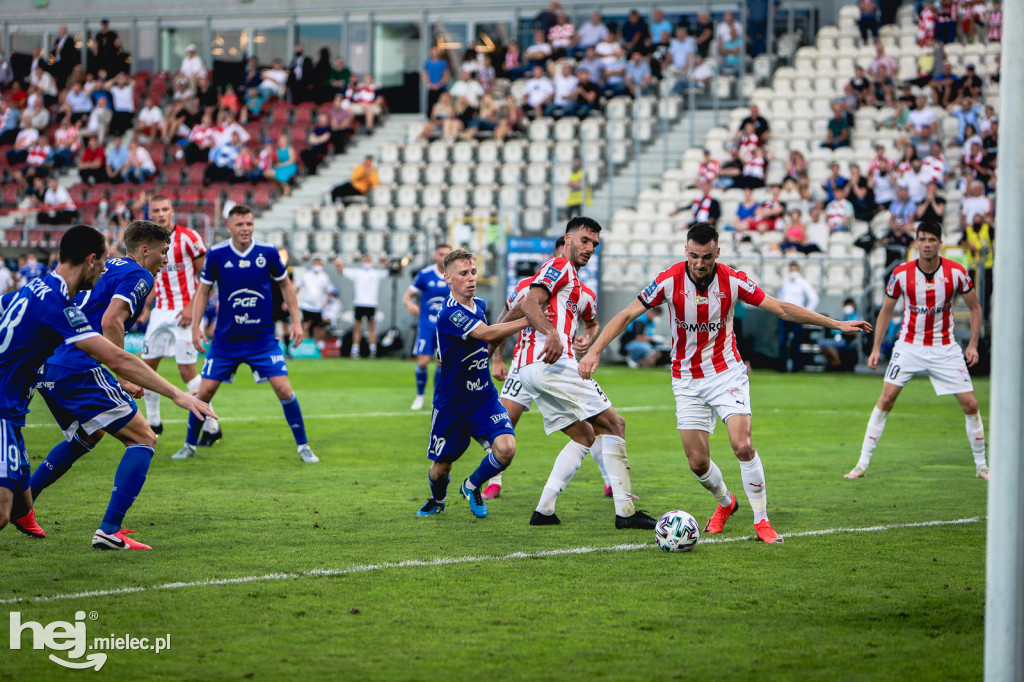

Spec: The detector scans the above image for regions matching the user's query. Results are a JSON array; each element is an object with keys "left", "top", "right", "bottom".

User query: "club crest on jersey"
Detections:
[
  {"left": 63, "top": 306, "right": 88, "bottom": 327},
  {"left": 256, "top": 254, "right": 267, "bottom": 268}
]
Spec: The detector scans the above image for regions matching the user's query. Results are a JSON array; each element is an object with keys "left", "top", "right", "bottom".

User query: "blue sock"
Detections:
[
  {"left": 469, "top": 451, "right": 508, "bottom": 489},
  {"left": 415, "top": 367, "right": 427, "bottom": 396},
  {"left": 100, "top": 444, "right": 154, "bottom": 534},
  {"left": 429, "top": 473, "right": 450, "bottom": 502},
  {"left": 30, "top": 435, "right": 94, "bottom": 501},
  {"left": 186, "top": 413, "right": 203, "bottom": 446},
  {"left": 280, "top": 394, "right": 308, "bottom": 446}
]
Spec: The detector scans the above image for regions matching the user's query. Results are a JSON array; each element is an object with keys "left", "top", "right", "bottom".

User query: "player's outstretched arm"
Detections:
[
  {"left": 517, "top": 287, "right": 562, "bottom": 363},
  {"left": 962, "top": 288, "right": 982, "bottom": 366},
  {"left": 100, "top": 299, "right": 143, "bottom": 398},
  {"left": 758, "top": 293, "right": 873, "bottom": 345},
  {"left": 579, "top": 299, "right": 648, "bottom": 379},
  {"left": 469, "top": 317, "right": 530, "bottom": 344},
  {"left": 190, "top": 282, "right": 213, "bottom": 352},
  {"left": 75, "top": 336, "right": 217, "bottom": 421},
  {"left": 277, "top": 275, "right": 305, "bottom": 348}
]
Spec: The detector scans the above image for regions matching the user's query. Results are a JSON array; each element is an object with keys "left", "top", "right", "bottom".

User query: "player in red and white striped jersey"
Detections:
[
  {"left": 139, "top": 195, "right": 221, "bottom": 443},
  {"left": 484, "top": 236, "right": 614, "bottom": 500},
  {"left": 510, "top": 217, "right": 654, "bottom": 530},
  {"left": 579, "top": 222, "right": 869, "bottom": 543},
  {"left": 846, "top": 222, "right": 989, "bottom": 481}
]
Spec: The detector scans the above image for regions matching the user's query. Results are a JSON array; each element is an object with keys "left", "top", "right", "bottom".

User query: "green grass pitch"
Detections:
[{"left": 3, "top": 359, "right": 987, "bottom": 680}]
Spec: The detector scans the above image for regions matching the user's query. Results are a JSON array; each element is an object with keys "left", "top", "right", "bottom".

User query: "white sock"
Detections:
[
  {"left": 965, "top": 413, "right": 986, "bottom": 468},
  {"left": 488, "top": 471, "right": 503, "bottom": 487},
  {"left": 186, "top": 375, "right": 202, "bottom": 392},
  {"left": 696, "top": 459, "right": 733, "bottom": 508},
  {"left": 739, "top": 452, "right": 768, "bottom": 524},
  {"left": 144, "top": 390, "right": 161, "bottom": 425},
  {"left": 535, "top": 440, "right": 588, "bottom": 515},
  {"left": 601, "top": 434, "right": 636, "bottom": 517},
  {"left": 857, "top": 406, "right": 890, "bottom": 470},
  {"left": 589, "top": 435, "right": 611, "bottom": 487},
  {"left": 203, "top": 416, "right": 220, "bottom": 434}
]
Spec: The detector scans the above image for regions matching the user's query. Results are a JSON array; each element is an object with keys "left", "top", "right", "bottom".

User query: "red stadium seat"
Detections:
[
  {"left": 228, "top": 186, "right": 249, "bottom": 205},
  {"left": 5, "top": 228, "right": 24, "bottom": 245}
]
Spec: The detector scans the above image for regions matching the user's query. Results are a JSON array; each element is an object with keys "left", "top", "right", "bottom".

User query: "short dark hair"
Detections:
[
  {"left": 565, "top": 216, "right": 602, "bottom": 234},
  {"left": 228, "top": 204, "right": 254, "bottom": 219},
  {"left": 443, "top": 248, "right": 475, "bottom": 272},
  {"left": 123, "top": 220, "right": 171, "bottom": 253},
  {"left": 686, "top": 221, "right": 719, "bottom": 246},
  {"left": 554, "top": 235, "right": 565, "bottom": 251},
  {"left": 59, "top": 224, "right": 107, "bottom": 265},
  {"left": 916, "top": 222, "right": 942, "bottom": 240}
]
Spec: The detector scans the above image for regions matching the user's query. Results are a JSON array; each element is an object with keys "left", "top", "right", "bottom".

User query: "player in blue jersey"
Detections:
[
  {"left": 402, "top": 244, "right": 451, "bottom": 410},
  {"left": 28, "top": 221, "right": 174, "bottom": 549},
  {"left": 172, "top": 204, "right": 317, "bottom": 463},
  {"left": 0, "top": 225, "right": 216, "bottom": 544},
  {"left": 415, "top": 248, "right": 530, "bottom": 519}
]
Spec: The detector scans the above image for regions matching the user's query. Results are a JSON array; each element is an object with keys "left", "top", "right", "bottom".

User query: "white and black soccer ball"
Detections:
[{"left": 655, "top": 510, "right": 700, "bottom": 552}]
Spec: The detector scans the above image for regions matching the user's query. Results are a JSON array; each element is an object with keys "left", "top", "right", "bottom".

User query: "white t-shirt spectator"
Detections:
[
  {"left": 872, "top": 169, "right": 897, "bottom": 204},
  {"left": 907, "top": 106, "right": 937, "bottom": 133},
  {"left": 179, "top": 54, "right": 208, "bottom": 80},
  {"left": 523, "top": 76, "right": 555, "bottom": 108},
  {"left": 595, "top": 38, "right": 621, "bottom": 64},
  {"left": 110, "top": 83, "right": 135, "bottom": 113},
  {"left": 960, "top": 195, "right": 992, "bottom": 225},
  {"left": 298, "top": 268, "right": 335, "bottom": 313},
  {"left": 260, "top": 67, "right": 288, "bottom": 93},
  {"left": 138, "top": 105, "right": 165, "bottom": 128},
  {"left": 43, "top": 185, "right": 75, "bottom": 210},
  {"left": 576, "top": 20, "right": 609, "bottom": 48},
  {"left": 128, "top": 146, "right": 156, "bottom": 173},
  {"left": 805, "top": 218, "right": 830, "bottom": 250},
  {"left": 716, "top": 20, "right": 744, "bottom": 45},
  {"left": 552, "top": 73, "right": 578, "bottom": 105},
  {"left": 900, "top": 171, "right": 926, "bottom": 203},
  {"left": 777, "top": 272, "right": 819, "bottom": 310},
  {"left": 345, "top": 266, "right": 390, "bottom": 308},
  {"left": 449, "top": 78, "right": 485, "bottom": 109}
]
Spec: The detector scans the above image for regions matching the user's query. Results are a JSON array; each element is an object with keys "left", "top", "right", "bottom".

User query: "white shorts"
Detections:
[
  {"left": 141, "top": 307, "right": 199, "bottom": 364},
  {"left": 497, "top": 366, "right": 536, "bottom": 410},
  {"left": 517, "top": 357, "right": 611, "bottom": 435},
  {"left": 884, "top": 340, "right": 974, "bottom": 396},
  {"left": 671, "top": 364, "right": 752, "bottom": 433}
]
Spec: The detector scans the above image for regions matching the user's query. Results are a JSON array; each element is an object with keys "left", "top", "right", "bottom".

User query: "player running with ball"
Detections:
[{"left": 579, "top": 222, "right": 871, "bottom": 543}]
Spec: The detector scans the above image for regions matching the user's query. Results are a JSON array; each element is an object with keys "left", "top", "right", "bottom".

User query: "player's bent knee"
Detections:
[{"left": 733, "top": 443, "right": 756, "bottom": 461}]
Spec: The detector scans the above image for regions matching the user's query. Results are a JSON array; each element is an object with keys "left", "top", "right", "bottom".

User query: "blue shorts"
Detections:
[
  {"left": 0, "top": 419, "right": 31, "bottom": 493},
  {"left": 39, "top": 365, "right": 138, "bottom": 440},
  {"left": 202, "top": 338, "right": 288, "bottom": 384},
  {"left": 414, "top": 323, "right": 438, "bottom": 357},
  {"left": 427, "top": 394, "right": 515, "bottom": 463}
]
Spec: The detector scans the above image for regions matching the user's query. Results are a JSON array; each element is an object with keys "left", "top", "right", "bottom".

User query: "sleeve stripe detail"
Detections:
[
  {"left": 461, "top": 320, "right": 483, "bottom": 339},
  {"left": 111, "top": 293, "right": 136, "bottom": 314},
  {"left": 64, "top": 331, "right": 101, "bottom": 345}
]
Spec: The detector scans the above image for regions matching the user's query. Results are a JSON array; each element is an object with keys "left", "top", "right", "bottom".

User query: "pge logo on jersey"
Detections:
[{"left": 9, "top": 610, "right": 171, "bottom": 671}]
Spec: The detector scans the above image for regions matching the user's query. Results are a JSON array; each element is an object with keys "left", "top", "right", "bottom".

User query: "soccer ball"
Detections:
[{"left": 655, "top": 510, "right": 700, "bottom": 552}]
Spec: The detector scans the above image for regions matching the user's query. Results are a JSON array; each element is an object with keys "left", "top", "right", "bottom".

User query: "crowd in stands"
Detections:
[
  {"left": 1, "top": 20, "right": 389, "bottom": 236},
  {"left": 675, "top": 0, "right": 999, "bottom": 287}
]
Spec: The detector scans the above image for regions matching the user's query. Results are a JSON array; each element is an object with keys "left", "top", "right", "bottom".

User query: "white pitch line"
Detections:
[
  {"left": 0, "top": 517, "right": 984, "bottom": 606},
  {"left": 18, "top": 404, "right": 966, "bottom": 429}
]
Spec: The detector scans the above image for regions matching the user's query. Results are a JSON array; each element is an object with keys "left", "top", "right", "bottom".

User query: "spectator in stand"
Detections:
[
  {"left": 233, "top": 141, "right": 259, "bottom": 183},
  {"left": 478, "top": 55, "right": 496, "bottom": 92},
  {"left": 548, "top": 13, "right": 576, "bottom": 60},
  {"left": 574, "top": 12, "right": 609, "bottom": 57},
  {"left": 823, "top": 162, "right": 848, "bottom": 203},
  {"left": 858, "top": 0, "right": 879, "bottom": 43},
  {"left": 900, "top": 157, "right": 927, "bottom": 203},
  {"left": 822, "top": 101, "right": 851, "bottom": 150},
  {"left": 422, "top": 47, "right": 450, "bottom": 113},
  {"left": 300, "top": 113, "right": 332, "bottom": 175},
  {"left": 184, "top": 110, "right": 216, "bottom": 164},
  {"left": 750, "top": 185, "right": 786, "bottom": 233},
  {"left": 522, "top": 65, "right": 554, "bottom": 119},
  {"left": 825, "top": 186, "right": 854, "bottom": 233},
  {"left": 665, "top": 25, "right": 696, "bottom": 77},
  {"left": 625, "top": 51, "right": 653, "bottom": 97},
  {"left": 449, "top": 69, "right": 485, "bottom": 124},
  {"left": 6, "top": 125, "right": 39, "bottom": 167},
  {"left": 134, "top": 96, "right": 165, "bottom": 144},
  {"left": 922, "top": 141, "right": 947, "bottom": 187},
  {"left": 194, "top": 75, "right": 218, "bottom": 111},
  {"left": 697, "top": 148, "right": 721, "bottom": 186},
  {"left": 960, "top": 211, "right": 994, "bottom": 316},
  {"left": 0, "top": 55, "right": 12, "bottom": 90},
  {"left": 462, "top": 93, "right": 501, "bottom": 139},
  {"left": 804, "top": 206, "right": 830, "bottom": 253},
  {"left": 728, "top": 186, "right": 759, "bottom": 233},
  {"left": 888, "top": 185, "right": 917, "bottom": 226},
  {"left": 736, "top": 103, "right": 770, "bottom": 142},
  {"left": 719, "top": 22, "right": 745, "bottom": 75},
  {"left": 649, "top": 30, "right": 672, "bottom": 79},
  {"left": 778, "top": 209, "right": 808, "bottom": 253},
  {"left": 13, "top": 133, "right": 53, "bottom": 188},
  {"left": 545, "top": 63, "right": 578, "bottom": 118},
  {"left": 122, "top": 140, "right": 156, "bottom": 185},
  {"left": 313, "top": 48, "right": 335, "bottom": 104},
  {"left": 958, "top": 62, "right": 984, "bottom": 100},
  {"left": 693, "top": 11, "right": 714, "bottom": 59},
  {"left": 63, "top": 81, "right": 94, "bottom": 124},
  {"left": 418, "top": 91, "right": 460, "bottom": 142},
  {"left": 849, "top": 65, "right": 872, "bottom": 107},
  {"left": 204, "top": 132, "right": 242, "bottom": 185},
  {"left": 77, "top": 135, "right": 108, "bottom": 184},
  {"left": 533, "top": 1, "right": 562, "bottom": 35},
  {"left": 735, "top": 145, "right": 767, "bottom": 189},
  {"left": 948, "top": 95, "right": 982, "bottom": 146},
  {"left": 895, "top": 144, "right": 917, "bottom": 177},
  {"left": 673, "top": 180, "right": 721, "bottom": 229},
  {"left": 21, "top": 98, "right": 50, "bottom": 132},
  {"left": 906, "top": 95, "right": 937, "bottom": 134},
  {"left": 934, "top": 0, "right": 957, "bottom": 44},
  {"left": 621, "top": 10, "right": 651, "bottom": 54},
  {"left": 268, "top": 133, "right": 298, "bottom": 196},
  {"left": 819, "top": 298, "right": 862, "bottom": 371},
  {"left": 988, "top": 0, "right": 1003, "bottom": 43},
  {"left": 242, "top": 88, "right": 265, "bottom": 124},
  {"left": 219, "top": 84, "right": 241, "bottom": 118},
  {"left": 347, "top": 74, "right": 384, "bottom": 132},
  {"left": 601, "top": 50, "right": 630, "bottom": 98},
  {"left": 716, "top": 11, "right": 744, "bottom": 53},
  {"left": 52, "top": 118, "right": 80, "bottom": 168},
  {"left": 102, "top": 134, "right": 129, "bottom": 184},
  {"left": 494, "top": 94, "right": 526, "bottom": 141},
  {"left": 328, "top": 94, "right": 355, "bottom": 153},
  {"left": 576, "top": 47, "right": 605, "bottom": 85},
  {"left": 916, "top": 180, "right": 946, "bottom": 225},
  {"left": 868, "top": 40, "right": 897, "bottom": 80},
  {"left": 867, "top": 155, "right": 897, "bottom": 209},
  {"left": 878, "top": 215, "right": 913, "bottom": 268},
  {"left": 49, "top": 25, "right": 79, "bottom": 90},
  {"left": 178, "top": 44, "right": 208, "bottom": 90},
  {"left": 511, "top": 30, "right": 554, "bottom": 80},
  {"left": 960, "top": 179, "right": 993, "bottom": 229},
  {"left": 38, "top": 177, "right": 77, "bottom": 225},
  {"left": 288, "top": 44, "right": 315, "bottom": 104},
  {"left": 650, "top": 9, "right": 675, "bottom": 49},
  {"left": 242, "top": 57, "right": 263, "bottom": 93},
  {"left": 330, "top": 155, "right": 379, "bottom": 203},
  {"left": 30, "top": 65, "right": 58, "bottom": 106},
  {"left": 847, "top": 164, "right": 876, "bottom": 222},
  {"left": 0, "top": 102, "right": 19, "bottom": 145},
  {"left": 929, "top": 60, "right": 960, "bottom": 107},
  {"left": 783, "top": 150, "right": 807, "bottom": 184},
  {"left": 870, "top": 63, "right": 895, "bottom": 107},
  {"left": 91, "top": 19, "right": 119, "bottom": 75},
  {"left": 776, "top": 261, "right": 820, "bottom": 372},
  {"left": 836, "top": 82, "right": 860, "bottom": 116},
  {"left": 105, "top": 72, "right": 135, "bottom": 136},
  {"left": 595, "top": 28, "right": 623, "bottom": 66},
  {"left": 259, "top": 59, "right": 288, "bottom": 101}
]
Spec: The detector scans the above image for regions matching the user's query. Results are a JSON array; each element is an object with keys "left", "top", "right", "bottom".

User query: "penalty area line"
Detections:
[{"left": 0, "top": 516, "right": 984, "bottom": 606}]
